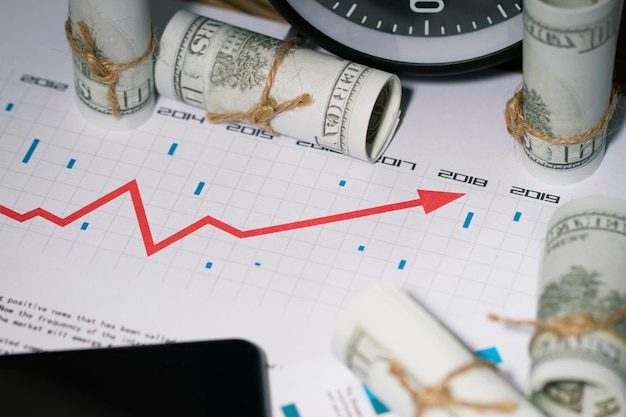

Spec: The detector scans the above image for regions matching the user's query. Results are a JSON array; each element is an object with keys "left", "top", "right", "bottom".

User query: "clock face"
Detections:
[{"left": 269, "top": 0, "right": 523, "bottom": 74}]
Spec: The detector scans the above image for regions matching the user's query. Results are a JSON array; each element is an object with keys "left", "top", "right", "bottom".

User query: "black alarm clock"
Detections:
[{"left": 268, "top": 0, "right": 523, "bottom": 75}]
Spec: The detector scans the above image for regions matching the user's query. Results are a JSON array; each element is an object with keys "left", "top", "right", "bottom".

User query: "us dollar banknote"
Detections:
[
  {"left": 333, "top": 282, "right": 546, "bottom": 417},
  {"left": 529, "top": 196, "right": 626, "bottom": 416},
  {"left": 67, "top": 0, "right": 155, "bottom": 130},
  {"left": 521, "top": 0, "right": 623, "bottom": 184},
  {"left": 154, "top": 10, "right": 401, "bottom": 162}
]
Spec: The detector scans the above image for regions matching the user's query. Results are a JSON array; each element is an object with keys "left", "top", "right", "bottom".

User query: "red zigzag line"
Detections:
[{"left": 0, "top": 179, "right": 449, "bottom": 256}]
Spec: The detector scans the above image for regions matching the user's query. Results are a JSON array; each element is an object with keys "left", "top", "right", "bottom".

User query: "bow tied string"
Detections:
[
  {"left": 389, "top": 359, "right": 517, "bottom": 417},
  {"left": 206, "top": 37, "right": 313, "bottom": 134}
]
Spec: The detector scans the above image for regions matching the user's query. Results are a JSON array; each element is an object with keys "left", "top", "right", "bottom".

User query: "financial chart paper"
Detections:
[{"left": 1, "top": 1, "right": 625, "bottom": 416}]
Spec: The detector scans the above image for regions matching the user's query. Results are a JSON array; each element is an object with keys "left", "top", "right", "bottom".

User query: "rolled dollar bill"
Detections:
[
  {"left": 519, "top": 0, "right": 623, "bottom": 184},
  {"left": 154, "top": 10, "right": 402, "bottom": 162},
  {"left": 529, "top": 196, "right": 626, "bottom": 416},
  {"left": 66, "top": 0, "right": 156, "bottom": 130},
  {"left": 332, "top": 282, "right": 546, "bottom": 417}
]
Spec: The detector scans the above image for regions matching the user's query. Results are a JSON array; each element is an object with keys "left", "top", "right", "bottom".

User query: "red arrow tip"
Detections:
[{"left": 417, "top": 189, "right": 465, "bottom": 214}]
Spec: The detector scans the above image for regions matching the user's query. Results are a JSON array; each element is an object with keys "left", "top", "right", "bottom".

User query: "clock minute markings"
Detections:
[
  {"left": 497, "top": 4, "right": 508, "bottom": 18},
  {"left": 346, "top": 3, "right": 357, "bottom": 17}
]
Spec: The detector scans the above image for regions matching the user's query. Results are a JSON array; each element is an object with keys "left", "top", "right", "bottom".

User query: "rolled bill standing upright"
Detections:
[
  {"left": 528, "top": 196, "right": 626, "bottom": 417},
  {"left": 332, "top": 282, "right": 546, "bottom": 417},
  {"left": 66, "top": 0, "right": 155, "bottom": 129},
  {"left": 518, "top": 0, "right": 623, "bottom": 184},
  {"left": 155, "top": 10, "right": 402, "bottom": 162}
]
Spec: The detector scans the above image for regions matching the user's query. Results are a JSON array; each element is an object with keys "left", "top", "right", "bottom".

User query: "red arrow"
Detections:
[{"left": 0, "top": 180, "right": 464, "bottom": 255}]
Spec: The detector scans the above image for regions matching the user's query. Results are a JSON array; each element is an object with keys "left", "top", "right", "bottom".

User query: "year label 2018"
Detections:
[{"left": 438, "top": 169, "right": 488, "bottom": 187}]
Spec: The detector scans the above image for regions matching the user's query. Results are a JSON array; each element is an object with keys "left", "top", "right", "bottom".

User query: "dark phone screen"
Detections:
[{"left": 0, "top": 339, "right": 271, "bottom": 417}]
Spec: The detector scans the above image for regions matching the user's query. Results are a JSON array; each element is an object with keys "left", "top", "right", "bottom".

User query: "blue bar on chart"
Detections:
[
  {"left": 22, "top": 138, "right": 40, "bottom": 163},
  {"left": 513, "top": 211, "right": 522, "bottom": 222},
  {"left": 358, "top": 245, "right": 365, "bottom": 252},
  {"left": 475, "top": 346, "right": 503, "bottom": 364},
  {"left": 205, "top": 261, "right": 213, "bottom": 269},
  {"left": 168, "top": 142, "right": 178, "bottom": 155},
  {"left": 67, "top": 158, "right": 76, "bottom": 169},
  {"left": 194, "top": 181, "right": 205, "bottom": 195},
  {"left": 281, "top": 404, "right": 301, "bottom": 417},
  {"left": 80, "top": 222, "right": 89, "bottom": 230},
  {"left": 398, "top": 259, "right": 407, "bottom": 270},
  {"left": 254, "top": 262, "right": 261, "bottom": 267},
  {"left": 339, "top": 179, "right": 346, "bottom": 187},
  {"left": 363, "top": 384, "right": 390, "bottom": 415},
  {"left": 5, "top": 102, "right": 14, "bottom": 112},
  {"left": 462, "top": 212, "right": 474, "bottom": 228}
]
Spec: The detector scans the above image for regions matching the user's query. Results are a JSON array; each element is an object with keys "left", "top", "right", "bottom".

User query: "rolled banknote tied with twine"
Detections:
[
  {"left": 332, "top": 281, "right": 547, "bottom": 417},
  {"left": 66, "top": 0, "right": 156, "bottom": 130},
  {"left": 154, "top": 10, "right": 402, "bottom": 162},
  {"left": 506, "top": 0, "right": 623, "bottom": 185},
  {"left": 490, "top": 196, "right": 626, "bottom": 417},
  {"left": 505, "top": 87, "right": 619, "bottom": 162}
]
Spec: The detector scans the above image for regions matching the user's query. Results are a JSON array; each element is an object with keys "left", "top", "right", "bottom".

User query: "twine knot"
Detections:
[
  {"left": 416, "top": 381, "right": 454, "bottom": 410},
  {"left": 65, "top": 18, "right": 156, "bottom": 119},
  {"left": 249, "top": 98, "right": 279, "bottom": 126},
  {"left": 547, "top": 313, "right": 598, "bottom": 336},
  {"left": 504, "top": 87, "right": 620, "bottom": 145},
  {"left": 389, "top": 359, "right": 517, "bottom": 417},
  {"left": 206, "top": 37, "right": 313, "bottom": 134},
  {"left": 488, "top": 304, "right": 626, "bottom": 349}
]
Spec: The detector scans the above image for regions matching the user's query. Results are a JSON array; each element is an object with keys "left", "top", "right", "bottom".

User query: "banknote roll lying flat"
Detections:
[
  {"left": 154, "top": 10, "right": 402, "bottom": 162},
  {"left": 333, "top": 282, "right": 546, "bottom": 417},
  {"left": 66, "top": 0, "right": 155, "bottom": 130},
  {"left": 530, "top": 196, "right": 626, "bottom": 417}
]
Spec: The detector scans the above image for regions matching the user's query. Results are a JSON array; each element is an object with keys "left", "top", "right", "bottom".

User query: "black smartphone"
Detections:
[{"left": 0, "top": 339, "right": 271, "bottom": 417}]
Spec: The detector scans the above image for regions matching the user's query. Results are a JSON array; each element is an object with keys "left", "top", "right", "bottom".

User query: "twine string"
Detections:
[
  {"left": 488, "top": 304, "right": 626, "bottom": 349},
  {"left": 65, "top": 19, "right": 156, "bottom": 119},
  {"left": 504, "top": 87, "right": 620, "bottom": 145},
  {"left": 206, "top": 37, "right": 313, "bottom": 134},
  {"left": 388, "top": 359, "right": 517, "bottom": 417}
]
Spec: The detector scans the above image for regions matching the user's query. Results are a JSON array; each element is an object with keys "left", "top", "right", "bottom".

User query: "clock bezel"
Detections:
[{"left": 269, "top": 0, "right": 523, "bottom": 75}]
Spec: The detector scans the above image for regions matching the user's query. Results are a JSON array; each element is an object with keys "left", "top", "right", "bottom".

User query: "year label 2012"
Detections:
[
  {"left": 20, "top": 74, "right": 68, "bottom": 92},
  {"left": 438, "top": 169, "right": 488, "bottom": 187}
]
